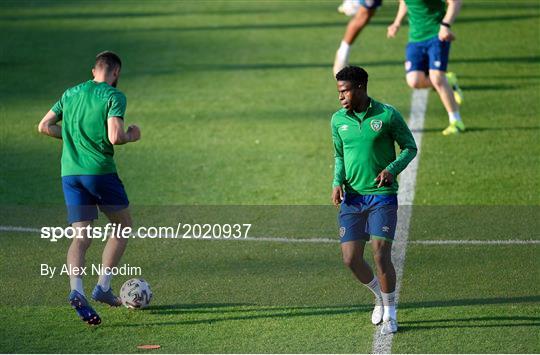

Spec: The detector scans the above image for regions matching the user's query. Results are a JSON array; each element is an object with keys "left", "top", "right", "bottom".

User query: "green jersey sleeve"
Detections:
[
  {"left": 385, "top": 108, "right": 417, "bottom": 176},
  {"left": 108, "top": 92, "right": 127, "bottom": 119},
  {"left": 331, "top": 117, "right": 346, "bottom": 187},
  {"left": 51, "top": 91, "right": 65, "bottom": 118}
]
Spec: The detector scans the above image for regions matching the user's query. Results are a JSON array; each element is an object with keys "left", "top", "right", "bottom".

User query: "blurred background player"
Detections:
[
  {"left": 333, "top": 0, "right": 383, "bottom": 75},
  {"left": 331, "top": 66, "right": 417, "bottom": 335},
  {"left": 38, "top": 51, "right": 141, "bottom": 325},
  {"left": 387, "top": 0, "right": 465, "bottom": 135}
]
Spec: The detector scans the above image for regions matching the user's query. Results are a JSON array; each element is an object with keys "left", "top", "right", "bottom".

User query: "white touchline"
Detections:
[
  {"left": 372, "top": 88, "right": 429, "bottom": 354},
  {"left": 1, "top": 225, "right": 538, "bottom": 245}
]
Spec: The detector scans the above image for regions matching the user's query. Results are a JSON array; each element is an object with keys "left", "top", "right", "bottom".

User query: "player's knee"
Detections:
[
  {"left": 406, "top": 76, "right": 422, "bottom": 89},
  {"left": 342, "top": 253, "right": 357, "bottom": 269},
  {"left": 71, "top": 236, "right": 92, "bottom": 250},
  {"left": 109, "top": 233, "right": 129, "bottom": 246},
  {"left": 373, "top": 249, "right": 391, "bottom": 269},
  {"left": 429, "top": 72, "right": 446, "bottom": 88}
]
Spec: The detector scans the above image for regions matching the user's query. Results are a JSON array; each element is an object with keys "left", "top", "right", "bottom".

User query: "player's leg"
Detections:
[
  {"left": 333, "top": 0, "right": 381, "bottom": 75},
  {"left": 371, "top": 238, "right": 397, "bottom": 335},
  {"left": 426, "top": 37, "right": 465, "bottom": 135},
  {"left": 341, "top": 240, "right": 374, "bottom": 284},
  {"left": 87, "top": 173, "right": 131, "bottom": 306},
  {"left": 67, "top": 220, "right": 93, "bottom": 295},
  {"left": 101, "top": 207, "right": 132, "bottom": 280},
  {"left": 339, "top": 194, "right": 384, "bottom": 324},
  {"left": 405, "top": 40, "right": 432, "bottom": 89},
  {"left": 406, "top": 71, "right": 432, "bottom": 89},
  {"left": 365, "top": 194, "right": 398, "bottom": 334},
  {"left": 62, "top": 176, "right": 101, "bottom": 325}
]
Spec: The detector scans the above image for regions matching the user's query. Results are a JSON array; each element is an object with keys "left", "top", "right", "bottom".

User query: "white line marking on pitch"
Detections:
[
  {"left": 372, "top": 88, "right": 429, "bottom": 354},
  {"left": 0, "top": 225, "right": 538, "bottom": 245}
]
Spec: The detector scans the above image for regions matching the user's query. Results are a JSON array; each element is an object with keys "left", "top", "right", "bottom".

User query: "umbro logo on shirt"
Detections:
[{"left": 340, "top": 125, "right": 349, "bottom": 131}]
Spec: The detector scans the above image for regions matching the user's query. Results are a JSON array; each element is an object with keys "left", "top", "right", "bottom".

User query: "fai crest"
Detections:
[
  {"left": 370, "top": 120, "right": 383, "bottom": 132},
  {"left": 339, "top": 227, "right": 346, "bottom": 238}
]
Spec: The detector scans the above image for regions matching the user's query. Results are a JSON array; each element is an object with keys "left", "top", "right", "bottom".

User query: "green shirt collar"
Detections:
[{"left": 348, "top": 98, "right": 373, "bottom": 121}]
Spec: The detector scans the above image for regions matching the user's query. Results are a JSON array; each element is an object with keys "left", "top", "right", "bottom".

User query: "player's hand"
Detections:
[
  {"left": 438, "top": 25, "right": 455, "bottom": 42},
  {"left": 387, "top": 23, "right": 400, "bottom": 38},
  {"left": 127, "top": 124, "right": 141, "bottom": 142},
  {"left": 332, "top": 186, "right": 344, "bottom": 208},
  {"left": 375, "top": 170, "right": 394, "bottom": 188}
]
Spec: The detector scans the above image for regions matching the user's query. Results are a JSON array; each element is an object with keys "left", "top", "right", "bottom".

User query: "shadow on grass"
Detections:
[
  {"left": 399, "top": 315, "right": 540, "bottom": 332},
  {"left": 412, "top": 126, "right": 540, "bottom": 134},
  {"left": 133, "top": 55, "right": 540, "bottom": 76},
  {"left": 115, "top": 296, "right": 539, "bottom": 328},
  {"left": 401, "top": 295, "right": 540, "bottom": 309},
  {"left": 114, "top": 304, "right": 370, "bottom": 327}
]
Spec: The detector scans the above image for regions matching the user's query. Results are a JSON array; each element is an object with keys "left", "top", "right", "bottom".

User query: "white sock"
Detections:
[
  {"left": 337, "top": 40, "right": 351, "bottom": 62},
  {"left": 448, "top": 111, "right": 461, "bottom": 123},
  {"left": 97, "top": 273, "right": 112, "bottom": 292},
  {"left": 381, "top": 291, "right": 397, "bottom": 321},
  {"left": 363, "top": 276, "right": 382, "bottom": 302},
  {"left": 70, "top": 277, "right": 85, "bottom": 296}
]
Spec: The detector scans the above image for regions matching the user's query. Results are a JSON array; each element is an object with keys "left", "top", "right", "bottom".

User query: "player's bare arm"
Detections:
[
  {"left": 107, "top": 116, "right": 141, "bottom": 145},
  {"left": 38, "top": 110, "right": 62, "bottom": 139},
  {"left": 439, "top": 0, "right": 462, "bottom": 42},
  {"left": 332, "top": 185, "right": 344, "bottom": 208},
  {"left": 375, "top": 169, "right": 394, "bottom": 188},
  {"left": 387, "top": 0, "right": 407, "bottom": 38}
]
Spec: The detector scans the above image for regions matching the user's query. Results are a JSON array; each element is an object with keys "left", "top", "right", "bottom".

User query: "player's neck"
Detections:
[
  {"left": 352, "top": 96, "right": 370, "bottom": 113},
  {"left": 93, "top": 72, "right": 114, "bottom": 86}
]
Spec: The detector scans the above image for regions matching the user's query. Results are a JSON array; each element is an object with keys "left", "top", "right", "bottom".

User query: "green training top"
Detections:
[
  {"left": 331, "top": 98, "right": 417, "bottom": 195},
  {"left": 51, "top": 80, "right": 127, "bottom": 177},
  {"left": 405, "top": 0, "right": 446, "bottom": 42}
]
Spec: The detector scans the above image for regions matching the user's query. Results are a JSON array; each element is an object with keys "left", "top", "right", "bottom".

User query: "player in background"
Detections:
[
  {"left": 333, "top": 0, "right": 383, "bottom": 75},
  {"left": 331, "top": 66, "right": 417, "bottom": 335},
  {"left": 387, "top": 0, "right": 465, "bottom": 135},
  {"left": 38, "top": 51, "right": 141, "bottom": 325}
]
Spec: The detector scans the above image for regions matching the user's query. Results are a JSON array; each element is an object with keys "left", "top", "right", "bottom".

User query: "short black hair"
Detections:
[
  {"left": 95, "top": 51, "right": 122, "bottom": 72},
  {"left": 335, "top": 66, "right": 368, "bottom": 88}
]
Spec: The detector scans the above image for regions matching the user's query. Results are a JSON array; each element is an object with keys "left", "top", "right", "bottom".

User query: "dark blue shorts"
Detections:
[
  {"left": 360, "top": 0, "right": 382, "bottom": 9},
  {"left": 338, "top": 194, "right": 398, "bottom": 243},
  {"left": 62, "top": 173, "right": 129, "bottom": 224},
  {"left": 405, "top": 36, "right": 451, "bottom": 73}
]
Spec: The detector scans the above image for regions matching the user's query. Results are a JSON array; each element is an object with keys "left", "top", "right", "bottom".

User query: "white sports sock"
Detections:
[
  {"left": 70, "top": 277, "right": 85, "bottom": 296},
  {"left": 381, "top": 291, "right": 397, "bottom": 321},
  {"left": 363, "top": 276, "right": 382, "bottom": 301},
  {"left": 337, "top": 40, "right": 351, "bottom": 62},
  {"left": 97, "top": 273, "right": 112, "bottom": 292},
  {"left": 448, "top": 111, "right": 462, "bottom": 123}
]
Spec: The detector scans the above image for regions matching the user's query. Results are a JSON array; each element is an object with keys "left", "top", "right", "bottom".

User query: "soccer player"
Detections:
[
  {"left": 333, "top": 0, "right": 383, "bottom": 75},
  {"left": 387, "top": 0, "right": 465, "bottom": 135},
  {"left": 38, "top": 51, "right": 141, "bottom": 325},
  {"left": 331, "top": 66, "right": 417, "bottom": 335}
]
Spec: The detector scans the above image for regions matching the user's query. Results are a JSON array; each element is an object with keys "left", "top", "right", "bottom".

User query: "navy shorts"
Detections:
[
  {"left": 405, "top": 36, "right": 451, "bottom": 73},
  {"left": 62, "top": 173, "right": 129, "bottom": 224},
  {"left": 338, "top": 194, "right": 398, "bottom": 243},
  {"left": 360, "top": 0, "right": 382, "bottom": 10}
]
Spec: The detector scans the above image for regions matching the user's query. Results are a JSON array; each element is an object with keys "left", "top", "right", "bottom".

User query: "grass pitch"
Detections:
[{"left": 1, "top": 0, "right": 539, "bottom": 353}]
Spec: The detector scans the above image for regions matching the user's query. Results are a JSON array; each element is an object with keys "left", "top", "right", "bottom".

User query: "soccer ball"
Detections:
[
  {"left": 120, "top": 278, "right": 153, "bottom": 309},
  {"left": 338, "top": 0, "right": 360, "bottom": 16}
]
